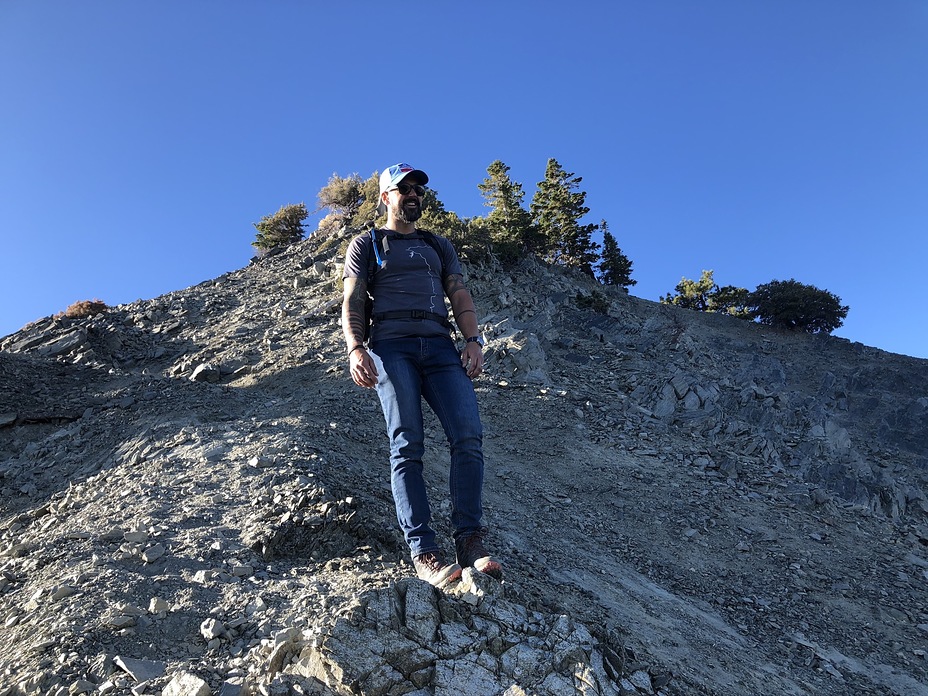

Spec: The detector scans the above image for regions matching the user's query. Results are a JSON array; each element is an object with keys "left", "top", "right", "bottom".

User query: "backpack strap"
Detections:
[{"left": 367, "top": 226, "right": 384, "bottom": 284}]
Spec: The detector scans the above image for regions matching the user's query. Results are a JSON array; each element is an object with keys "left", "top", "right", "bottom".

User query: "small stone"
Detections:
[
  {"left": 192, "top": 570, "right": 215, "bottom": 584},
  {"left": 629, "top": 670, "right": 652, "bottom": 690},
  {"left": 114, "top": 655, "right": 165, "bottom": 682},
  {"left": 149, "top": 597, "right": 171, "bottom": 614},
  {"left": 101, "top": 527, "right": 125, "bottom": 541},
  {"left": 218, "top": 678, "right": 245, "bottom": 696},
  {"left": 190, "top": 363, "right": 221, "bottom": 383},
  {"left": 115, "top": 602, "right": 146, "bottom": 617},
  {"left": 246, "top": 597, "right": 268, "bottom": 615},
  {"left": 201, "top": 617, "right": 225, "bottom": 640},
  {"left": 162, "top": 672, "right": 211, "bottom": 696},
  {"left": 50, "top": 585, "right": 78, "bottom": 601},
  {"left": 204, "top": 444, "right": 227, "bottom": 461},
  {"left": 107, "top": 615, "right": 137, "bottom": 629},
  {"left": 142, "top": 544, "right": 165, "bottom": 563},
  {"left": 68, "top": 679, "right": 95, "bottom": 694}
]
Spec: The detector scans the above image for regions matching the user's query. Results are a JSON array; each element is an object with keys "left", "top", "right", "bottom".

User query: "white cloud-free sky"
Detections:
[{"left": 2, "top": 1, "right": 926, "bottom": 358}]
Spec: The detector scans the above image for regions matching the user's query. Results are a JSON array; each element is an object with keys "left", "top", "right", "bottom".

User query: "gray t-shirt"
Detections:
[{"left": 343, "top": 229, "right": 463, "bottom": 342}]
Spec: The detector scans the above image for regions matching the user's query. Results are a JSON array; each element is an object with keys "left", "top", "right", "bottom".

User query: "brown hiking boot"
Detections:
[
  {"left": 455, "top": 528, "right": 503, "bottom": 579},
  {"left": 413, "top": 551, "right": 462, "bottom": 588}
]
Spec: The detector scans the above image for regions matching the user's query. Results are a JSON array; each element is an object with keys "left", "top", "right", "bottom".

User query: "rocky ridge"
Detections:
[{"left": 1, "top": 226, "right": 927, "bottom": 695}]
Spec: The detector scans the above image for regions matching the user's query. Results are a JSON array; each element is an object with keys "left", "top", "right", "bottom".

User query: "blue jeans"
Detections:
[{"left": 368, "top": 336, "right": 484, "bottom": 558}]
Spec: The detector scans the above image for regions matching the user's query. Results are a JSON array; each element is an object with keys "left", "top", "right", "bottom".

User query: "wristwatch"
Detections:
[{"left": 466, "top": 335, "right": 485, "bottom": 347}]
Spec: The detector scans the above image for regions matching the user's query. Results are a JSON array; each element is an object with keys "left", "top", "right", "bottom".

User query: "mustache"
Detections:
[{"left": 395, "top": 199, "right": 422, "bottom": 223}]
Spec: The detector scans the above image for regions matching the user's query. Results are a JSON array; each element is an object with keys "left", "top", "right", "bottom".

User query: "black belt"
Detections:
[{"left": 372, "top": 310, "right": 453, "bottom": 331}]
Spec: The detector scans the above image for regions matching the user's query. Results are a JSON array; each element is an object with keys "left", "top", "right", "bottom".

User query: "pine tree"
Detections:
[
  {"left": 597, "top": 221, "right": 636, "bottom": 288},
  {"left": 252, "top": 203, "right": 308, "bottom": 252},
  {"left": 712, "top": 285, "right": 752, "bottom": 318},
  {"left": 477, "top": 160, "right": 538, "bottom": 261},
  {"left": 418, "top": 190, "right": 467, "bottom": 242},
  {"left": 530, "top": 159, "right": 600, "bottom": 276},
  {"left": 661, "top": 270, "right": 752, "bottom": 318},
  {"left": 661, "top": 270, "right": 718, "bottom": 311}
]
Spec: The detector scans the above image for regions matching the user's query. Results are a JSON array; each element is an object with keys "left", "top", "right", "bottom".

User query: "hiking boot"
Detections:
[
  {"left": 413, "top": 551, "right": 462, "bottom": 588},
  {"left": 455, "top": 528, "right": 503, "bottom": 579}
]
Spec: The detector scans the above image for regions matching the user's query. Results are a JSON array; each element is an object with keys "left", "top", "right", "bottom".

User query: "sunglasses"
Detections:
[{"left": 391, "top": 182, "right": 427, "bottom": 196}]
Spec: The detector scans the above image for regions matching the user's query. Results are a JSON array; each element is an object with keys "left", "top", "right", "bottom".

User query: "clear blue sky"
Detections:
[{"left": 3, "top": 1, "right": 926, "bottom": 359}]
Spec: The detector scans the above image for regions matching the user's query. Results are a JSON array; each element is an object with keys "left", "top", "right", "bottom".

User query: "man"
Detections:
[{"left": 341, "top": 162, "right": 501, "bottom": 587}]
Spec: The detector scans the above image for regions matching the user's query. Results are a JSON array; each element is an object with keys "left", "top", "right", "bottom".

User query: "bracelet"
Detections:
[{"left": 348, "top": 345, "right": 365, "bottom": 356}]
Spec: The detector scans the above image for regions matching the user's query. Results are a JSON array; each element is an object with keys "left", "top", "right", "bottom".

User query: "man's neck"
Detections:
[{"left": 384, "top": 217, "right": 417, "bottom": 236}]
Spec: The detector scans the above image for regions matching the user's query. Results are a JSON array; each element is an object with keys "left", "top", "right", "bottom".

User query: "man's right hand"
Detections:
[{"left": 349, "top": 347, "right": 378, "bottom": 388}]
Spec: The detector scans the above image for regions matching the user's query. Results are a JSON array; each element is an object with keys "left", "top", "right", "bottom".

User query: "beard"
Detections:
[{"left": 392, "top": 199, "right": 422, "bottom": 224}]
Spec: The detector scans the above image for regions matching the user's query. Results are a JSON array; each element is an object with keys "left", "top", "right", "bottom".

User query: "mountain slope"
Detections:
[{"left": 1, "top": 227, "right": 926, "bottom": 695}]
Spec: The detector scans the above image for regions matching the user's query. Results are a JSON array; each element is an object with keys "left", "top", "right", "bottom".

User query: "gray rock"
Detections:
[
  {"left": 37, "top": 329, "right": 88, "bottom": 357},
  {"left": 114, "top": 656, "right": 165, "bottom": 682},
  {"left": 200, "top": 618, "right": 225, "bottom": 641},
  {"left": 190, "top": 363, "right": 221, "bottom": 382},
  {"left": 162, "top": 672, "right": 211, "bottom": 696},
  {"left": 218, "top": 678, "right": 245, "bottom": 696},
  {"left": 142, "top": 543, "right": 166, "bottom": 563}
]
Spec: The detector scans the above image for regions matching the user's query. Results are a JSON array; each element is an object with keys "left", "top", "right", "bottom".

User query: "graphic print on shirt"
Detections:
[{"left": 406, "top": 242, "right": 443, "bottom": 315}]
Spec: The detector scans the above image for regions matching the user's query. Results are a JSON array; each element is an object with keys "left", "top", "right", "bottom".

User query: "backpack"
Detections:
[{"left": 362, "top": 226, "right": 452, "bottom": 342}]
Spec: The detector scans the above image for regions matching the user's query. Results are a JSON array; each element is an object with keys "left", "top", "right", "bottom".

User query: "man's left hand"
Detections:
[{"left": 461, "top": 342, "right": 484, "bottom": 379}]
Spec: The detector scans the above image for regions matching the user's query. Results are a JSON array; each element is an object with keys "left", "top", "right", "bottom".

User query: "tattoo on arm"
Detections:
[
  {"left": 343, "top": 279, "right": 369, "bottom": 346},
  {"left": 444, "top": 274, "right": 467, "bottom": 299}
]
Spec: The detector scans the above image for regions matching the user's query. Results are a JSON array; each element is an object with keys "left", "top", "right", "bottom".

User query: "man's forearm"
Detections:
[
  {"left": 342, "top": 278, "right": 368, "bottom": 351},
  {"left": 453, "top": 305, "right": 479, "bottom": 338},
  {"left": 446, "top": 275, "right": 480, "bottom": 338}
]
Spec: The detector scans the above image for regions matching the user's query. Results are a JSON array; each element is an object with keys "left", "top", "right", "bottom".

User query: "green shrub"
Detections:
[
  {"left": 252, "top": 203, "right": 308, "bottom": 252},
  {"left": 316, "top": 173, "right": 364, "bottom": 219},
  {"left": 575, "top": 290, "right": 610, "bottom": 314},
  {"left": 661, "top": 270, "right": 752, "bottom": 318},
  {"left": 748, "top": 279, "right": 848, "bottom": 334}
]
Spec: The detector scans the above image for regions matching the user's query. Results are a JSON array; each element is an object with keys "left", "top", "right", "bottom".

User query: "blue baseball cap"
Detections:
[{"left": 377, "top": 163, "right": 429, "bottom": 214}]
